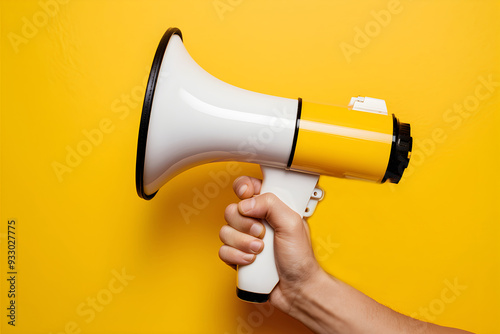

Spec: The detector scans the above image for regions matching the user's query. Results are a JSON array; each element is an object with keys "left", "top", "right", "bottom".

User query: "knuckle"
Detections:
[
  {"left": 291, "top": 210, "right": 302, "bottom": 222},
  {"left": 261, "top": 192, "right": 278, "bottom": 206},
  {"left": 232, "top": 176, "right": 247, "bottom": 191},
  {"left": 288, "top": 211, "right": 303, "bottom": 228}
]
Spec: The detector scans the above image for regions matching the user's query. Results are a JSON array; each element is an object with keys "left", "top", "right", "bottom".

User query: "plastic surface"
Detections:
[
  {"left": 2, "top": 2, "right": 497, "bottom": 332},
  {"left": 237, "top": 166, "right": 319, "bottom": 297},
  {"left": 348, "top": 96, "right": 388, "bottom": 115},
  {"left": 142, "top": 34, "right": 299, "bottom": 196},
  {"left": 303, "top": 187, "right": 324, "bottom": 218},
  {"left": 291, "top": 100, "right": 394, "bottom": 181},
  {"left": 136, "top": 28, "right": 182, "bottom": 199}
]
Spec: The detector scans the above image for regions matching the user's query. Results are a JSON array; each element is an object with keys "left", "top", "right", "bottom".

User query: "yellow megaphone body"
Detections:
[{"left": 135, "top": 28, "right": 412, "bottom": 303}]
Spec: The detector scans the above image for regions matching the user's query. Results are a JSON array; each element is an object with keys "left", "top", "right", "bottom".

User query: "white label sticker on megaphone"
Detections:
[{"left": 136, "top": 27, "right": 412, "bottom": 303}]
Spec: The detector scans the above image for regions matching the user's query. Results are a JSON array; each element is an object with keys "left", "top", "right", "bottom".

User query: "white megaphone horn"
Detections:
[{"left": 136, "top": 27, "right": 412, "bottom": 303}]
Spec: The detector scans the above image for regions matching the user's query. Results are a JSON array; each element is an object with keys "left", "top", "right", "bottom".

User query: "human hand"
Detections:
[
  {"left": 219, "top": 176, "right": 475, "bottom": 334},
  {"left": 219, "top": 176, "right": 325, "bottom": 313}
]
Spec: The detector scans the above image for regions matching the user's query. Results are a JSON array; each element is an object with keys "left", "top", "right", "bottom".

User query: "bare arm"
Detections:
[
  {"left": 289, "top": 268, "right": 472, "bottom": 334},
  {"left": 219, "top": 176, "right": 474, "bottom": 334}
]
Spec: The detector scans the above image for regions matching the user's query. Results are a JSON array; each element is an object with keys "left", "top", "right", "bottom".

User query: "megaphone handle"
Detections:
[{"left": 236, "top": 166, "right": 320, "bottom": 303}]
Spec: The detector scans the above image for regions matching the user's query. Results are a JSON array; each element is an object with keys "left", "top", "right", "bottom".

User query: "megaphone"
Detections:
[{"left": 135, "top": 28, "right": 412, "bottom": 303}]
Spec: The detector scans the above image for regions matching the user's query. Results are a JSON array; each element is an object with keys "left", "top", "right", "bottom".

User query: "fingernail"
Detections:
[
  {"left": 237, "top": 184, "right": 248, "bottom": 197},
  {"left": 250, "top": 240, "right": 263, "bottom": 253},
  {"left": 249, "top": 223, "right": 264, "bottom": 238},
  {"left": 243, "top": 253, "right": 255, "bottom": 262},
  {"left": 240, "top": 198, "right": 255, "bottom": 213}
]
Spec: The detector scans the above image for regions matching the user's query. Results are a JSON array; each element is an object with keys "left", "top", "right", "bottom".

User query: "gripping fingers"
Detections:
[
  {"left": 219, "top": 225, "right": 264, "bottom": 255},
  {"left": 233, "top": 176, "right": 262, "bottom": 199},
  {"left": 219, "top": 245, "right": 256, "bottom": 268},
  {"left": 224, "top": 204, "right": 265, "bottom": 238}
]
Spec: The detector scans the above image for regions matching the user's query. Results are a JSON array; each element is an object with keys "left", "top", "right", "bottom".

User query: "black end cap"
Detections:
[
  {"left": 382, "top": 115, "right": 413, "bottom": 184},
  {"left": 237, "top": 288, "right": 270, "bottom": 303}
]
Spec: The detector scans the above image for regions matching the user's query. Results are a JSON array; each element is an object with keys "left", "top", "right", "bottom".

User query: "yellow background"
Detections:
[{"left": 1, "top": 0, "right": 499, "bottom": 333}]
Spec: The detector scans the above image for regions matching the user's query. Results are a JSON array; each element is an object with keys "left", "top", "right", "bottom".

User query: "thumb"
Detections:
[
  {"left": 237, "top": 192, "right": 320, "bottom": 293},
  {"left": 237, "top": 193, "right": 305, "bottom": 238}
]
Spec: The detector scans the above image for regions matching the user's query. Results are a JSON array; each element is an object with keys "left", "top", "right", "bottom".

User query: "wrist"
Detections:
[
  {"left": 294, "top": 267, "right": 332, "bottom": 307},
  {"left": 287, "top": 269, "right": 340, "bottom": 333},
  {"left": 289, "top": 268, "right": 377, "bottom": 334}
]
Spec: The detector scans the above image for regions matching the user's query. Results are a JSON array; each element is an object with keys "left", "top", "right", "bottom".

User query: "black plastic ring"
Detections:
[
  {"left": 236, "top": 288, "right": 270, "bottom": 303},
  {"left": 381, "top": 114, "right": 412, "bottom": 184},
  {"left": 135, "top": 28, "right": 183, "bottom": 200},
  {"left": 286, "top": 98, "right": 302, "bottom": 168}
]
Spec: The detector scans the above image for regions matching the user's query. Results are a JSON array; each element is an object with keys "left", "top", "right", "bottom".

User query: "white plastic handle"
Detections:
[{"left": 236, "top": 166, "right": 320, "bottom": 302}]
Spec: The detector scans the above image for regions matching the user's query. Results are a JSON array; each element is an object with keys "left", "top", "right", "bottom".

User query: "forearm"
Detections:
[{"left": 288, "top": 270, "right": 473, "bottom": 334}]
